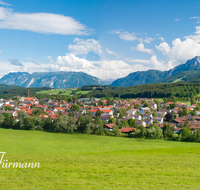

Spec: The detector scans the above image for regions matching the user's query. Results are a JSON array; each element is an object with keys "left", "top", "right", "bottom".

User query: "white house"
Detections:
[
  {"left": 139, "top": 107, "right": 151, "bottom": 114},
  {"left": 132, "top": 115, "right": 142, "bottom": 120},
  {"left": 150, "top": 102, "right": 157, "bottom": 110},
  {"left": 127, "top": 109, "right": 138, "bottom": 115},
  {"left": 153, "top": 117, "right": 164, "bottom": 124},
  {"left": 136, "top": 120, "right": 146, "bottom": 127}
]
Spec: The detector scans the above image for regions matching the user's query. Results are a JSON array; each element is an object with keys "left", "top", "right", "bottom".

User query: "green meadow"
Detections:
[
  {"left": 0, "top": 129, "right": 200, "bottom": 189},
  {"left": 176, "top": 101, "right": 191, "bottom": 106},
  {"left": 36, "top": 89, "right": 91, "bottom": 96}
]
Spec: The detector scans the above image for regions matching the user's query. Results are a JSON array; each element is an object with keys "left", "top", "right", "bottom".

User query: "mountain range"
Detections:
[
  {"left": 1, "top": 56, "right": 200, "bottom": 88},
  {"left": 111, "top": 56, "right": 200, "bottom": 87},
  {"left": 0, "top": 71, "right": 104, "bottom": 89}
]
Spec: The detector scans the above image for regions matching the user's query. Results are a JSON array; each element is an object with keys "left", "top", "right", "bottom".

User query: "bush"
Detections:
[{"left": 172, "top": 133, "right": 179, "bottom": 141}]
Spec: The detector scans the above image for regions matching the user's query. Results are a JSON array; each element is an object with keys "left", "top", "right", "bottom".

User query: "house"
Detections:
[
  {"left": 89, "top": 109, "right": 98, "bottom": 117},
  {"left": 172, "top": 118, "right": 185, "bottom": 126},
  {"left": 127, "top": 109, "right": 138, "bottom": 115},
  {"left": 100, "top": 114, "right": 112, "bottom": 122},
  {"left": 139, "top": 107, "right": 151, "bottom": 114},
  {"left": 132, "top": 115, "right": 141, "bottom": 120},
  {"left": 157, "top": 111, "right": 167, "bottom": 117},
  {"left": 39, "top": 115, "right": 48, "bottom": 119},
  {"left": 100, "top": 109, "right": 113, "bottom": 116},
  {"left": 104, "top": 123, "right": 115, "bottom": 131},
  {"left": 166, "top": 102, "right": 174, "bottom": 106},
  {"left": 153, "top": 117, "right": 164, "bottom": 124},
  {"left": 150, "top": 102, "right": 157, "bottom": 110},
  {"left": 0, "top": 110, "right": 18, "bottom": 117},
  {"left": 142, "top": 114, "right": 152, "bottom": 119},
  {"left": 25, "top": 97, "right": 35, "bottom": 101},
  {"left": 120, "top": 127, "right": 135, "bottom": 133},
  {"left": 143, "top": 119, "right": 153, "bottom": 125},
  {"left": 174, "top": 128, "right": 183, "bottom": 134},
  {"left": 104, "top": 106, "right": 113, "bottom": 109},
  {"left": 135, "top": 120, "right": 146, "bottom": 127}
]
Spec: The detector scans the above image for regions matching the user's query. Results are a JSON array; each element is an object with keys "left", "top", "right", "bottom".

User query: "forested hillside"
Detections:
[{"left": 86, "top": 83, "right": 200, "bottom": 99}]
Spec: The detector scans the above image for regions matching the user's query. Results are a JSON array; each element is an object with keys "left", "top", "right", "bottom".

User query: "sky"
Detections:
[{"left": 1, "top": 0, "right": 200, "bottom": 82}]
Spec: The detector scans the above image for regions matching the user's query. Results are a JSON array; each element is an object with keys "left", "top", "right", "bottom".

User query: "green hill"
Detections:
[{"left": 0, "top": 84, "right": 23, "bottom": 90}]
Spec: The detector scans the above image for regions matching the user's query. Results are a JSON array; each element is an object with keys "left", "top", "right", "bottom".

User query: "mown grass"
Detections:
[
  {"left": 0, "top": 129, "right": 200, "bottom": 189},
  {"left": 36, "top": 89, "right": 91, "bottom": 96},
  {"left": 172, "top": 78, "right": 184, "bottom": 83},
  {"left": 36, "top": 89, "right": 72, "bottom": 95},
  {"left": 176, "top": 101, "right": 191, "bottom": 106}
]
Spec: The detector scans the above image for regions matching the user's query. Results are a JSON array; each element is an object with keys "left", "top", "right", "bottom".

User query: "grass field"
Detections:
[
  {"left": 176, "top": 101, "right": 191, "bottom": 106},
  {"left": 172, "top": 78, "right": 184, "bottom": 83},
  {"left": 36, "top": 89, "right": 91, "bottom": 96},
  {"left": 0, "top": 129, "right": 200, "bottom": 189}
]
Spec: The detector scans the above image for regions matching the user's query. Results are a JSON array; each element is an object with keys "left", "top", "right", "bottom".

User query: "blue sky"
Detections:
[{"left": 0, "top": 0, "right": 200, "bottom": 81}]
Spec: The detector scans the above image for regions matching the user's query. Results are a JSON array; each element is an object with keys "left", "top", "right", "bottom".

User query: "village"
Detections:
[{"left": 0, "top": 94, "right": 200, "bottom": 137}]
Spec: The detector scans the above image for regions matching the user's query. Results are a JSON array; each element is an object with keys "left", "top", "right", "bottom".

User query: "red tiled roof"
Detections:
[
  {"left": 174, "top": 128, "right": 183, "bottom": 131},
  {"left": 39, "top": 115, "right": 48, "bottom": 118},
  {"left": 104, "top": 123, "right": 115, "bottom": 129},
  {"left": 166, "top": 102, "right": 174, "bottom": 105},
  {"left": 120, "top": 127, "right": 134, "bottom": 133},
  {"left": 90, "top": 109, "right": 98, "bottom": 112},
  {"left": 25, "top": 97, "right": 34, "bottom": 101},
  {"left": 104, "top": 106, "right": 113, "bottom": 109},
  {"left": 54, "top": 107, "right": 61, "bottom": 110},
  {"left": 101, "top": 109, "right": 112, "bottom": 113}
]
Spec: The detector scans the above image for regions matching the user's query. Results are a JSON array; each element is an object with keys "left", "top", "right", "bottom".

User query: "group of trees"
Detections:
[
  {"left": 86, "top": 83, "right": 200, "bottom": 99},
  {"left": 128, "top": 121, "right": 200, "bottom": 142},
  {"left": 0, "top": 110, "right": 122, "bottom": 137}
]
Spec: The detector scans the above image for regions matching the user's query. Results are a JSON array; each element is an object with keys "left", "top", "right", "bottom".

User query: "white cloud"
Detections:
[
  {"left": 111, "top": 30, "right": 139, "bottom": 41},
  {"left": 185, "top": 26, "right": 200, "bottom": 42},
  {"left": 155, "top": 42, "right": 171, "bottom": 56},
  {"left": 56, "top": 54, "right": 95, "bottom": 70},
  {"left": 189, "top": 16, "right": 200, "bottom": 19},
  {"left": 0, "top": 1, "right": 11, "bottom": 6},
  {"left": 0, "top": 7, "right": 91, "bottom": 35},
  {"left": 0, "top": 50, "right": 2, "bottom": 53},
  {"left": 126, "top": 55, "right": 165, "bottom": 70},
  {"left": 158, "top": 37, "right": 165, "bottom": 41},
  {"left": 68, "top": 38, "right": 102, "bottom": 55},
  {"left": 150, "top": 55, "right": 165, "bottom": 70},
  {"left": 132, "top": 43, "right": 154, "bottom": 54},
  {"left": 106, "top": 48, "right": 118, "bottom": 56},
  {"left": 156, "top": 37, "right": 200, "bottom": 68},
  {"left": 119, "top": 31, "right": 138, "bottom": 41},
  {"left": 144, "top": 37, "right": 153, "bottom": 44},
  {"left": 174, "top": 19, "right": 182, "bottom": 21},
  {"left": 47, "top": 56, "right": 53, "bottom": 63},
  {"left": 111, "top": 30, "right": 154, "bottom": 45},
  {"left": 126, "top": 58, "right": 151, "bottom": 64},
  {"left": 56, "top": 54, "right": 147, "bottom": 80},
  {"left": 110, "top": 29, "right": 121, "bottom": 34},
  {"left": 89, "top": 60, "right": 148, "bottom": 80}
]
